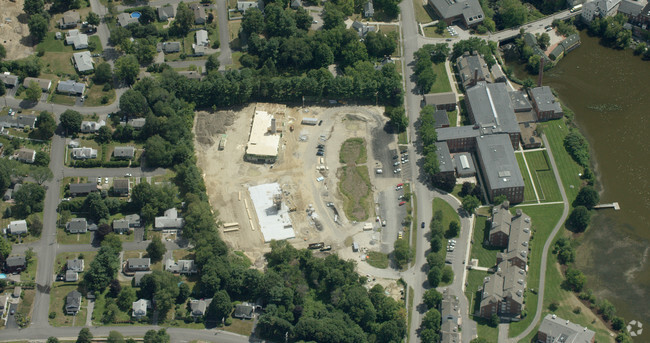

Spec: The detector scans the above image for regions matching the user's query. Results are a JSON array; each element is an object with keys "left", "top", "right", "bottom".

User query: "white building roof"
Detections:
[
  {"left": 72, "top": 51, "right": 94, "bottom": 72},
  {"left": 245, "top": 110, "right": 280, "bottom": 158},
  {"left": 248, "top": 183, "right": 295, "bottom": 242},
  {"left": 196, "top": 29, "right": 208, "bottom": 46}
]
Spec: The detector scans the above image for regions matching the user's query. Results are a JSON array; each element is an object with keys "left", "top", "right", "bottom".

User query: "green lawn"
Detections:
[
  {"left": 398, "top": 131, "right": 408, "bottom": 144},
  {"left": 37, "top": 32, "right": 73, "bottom": 53},
  {"left": 17, "top": 289, "right": 35, "bottom": 325},
  {"left": 41, "top": 52, "right": 76, "bottom": 76},
  {"left": 469, "top": 216, "right": 500, "bottom": 267},
  {"left": 50, "top": 93, "right": 77, "bottom": 106},
  {"left": 432, "top": 198, "right": 459, "bottom": 231},
  {"left": 429, "top": 62, "right": 452, "bottom": 94},
  {"left": 412, "top": 0, "right": 436, "bottom": 23},
  {"left": 227, "top": 51, "right": 244, "bottom": 70},
  {"left": 89, "top": 35, "right": 103, "bottom": 54},
  {"left": 525, "top": 151, "right": 562, "bottom": 202},
  {"left": 447, "top": 109, "right": 457, "bottom": 127},
  {"left": 49, "top": 284, "right": 87, "bottom": 327},
  {"left": 508, "top": 204, "right": 564, "bottom": 337},
  {"left": 366, "top": 251, "right": 389, "bottom": 269},
  {"left": 423, "top": 26, "right": 452, "bottom": 38},
  {"left": 57, "top": 228, "right": 93, "bottom": 245},
  {"left": 22, "top": 257, "right": 38, "bottom": 283},
  {"left": 54, "top": 251, "right": 98, "bottom": 276},
  {"left": 85, "top": 83, "right": 116, "bottom": 106},
  {"left": 515, "top": 153, "right": 540, "bottom": 203},
  {"left": 538, "top": 120, "right": 583, "bottom": 202}
]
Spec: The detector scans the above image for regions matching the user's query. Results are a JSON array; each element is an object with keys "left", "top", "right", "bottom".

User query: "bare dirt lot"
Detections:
[
  {"left": 194, "top": 104, "right": 403, "bottom": 267},
  {"left": 0, "top": 0, "right": 36, "bottom": 60}
]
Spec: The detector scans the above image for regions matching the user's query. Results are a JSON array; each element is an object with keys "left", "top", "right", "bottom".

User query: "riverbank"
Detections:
[{"left": 508, "top": 30, "right": 650, "bottom": 342}]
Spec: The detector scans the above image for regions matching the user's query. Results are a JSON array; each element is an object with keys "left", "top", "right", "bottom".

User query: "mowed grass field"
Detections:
[
  {"left": 525, "top": 151, "right": 562, "bottom": 202},
  {"left": 429, "top": 62, "right": 452, "bottom": 94},
  {"left": 515, "top": 153, "right": 538, "bottom": 203},
  {"left": 539, "top": 120, "right": 583, "bottom": 202},
  {"left": 508, "top": 204, "right": 564, "bottom": 337},
  {"left": 432, "top": 198, "right": 459, "bottom": 231},
  {"left": 469, "top": 215, "right": 499, "bottom": 267}
]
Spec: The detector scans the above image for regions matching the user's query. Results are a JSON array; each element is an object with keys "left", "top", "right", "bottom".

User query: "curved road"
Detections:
[{"left": 506, "top": 134, "right": 569, "bottom": 343}]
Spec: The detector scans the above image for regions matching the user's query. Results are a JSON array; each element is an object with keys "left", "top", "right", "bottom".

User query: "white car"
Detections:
[
  {"left": 97, "top": 177, "right": 101, "bottom": 183},
  {"left": 104, "top": 177, "right": 109, "bottom": 184},
  {"left": 393, "top": 161, "right": 400, "bottom": 166},
  {"left": 125, "top": 173, "right": 132, "bottom": 177},
  {"left": 401, "top": 159, "right": 409, "bottom": 164},
  {"left": 316, "top": 176, "right": 324, "bottom": 182}
]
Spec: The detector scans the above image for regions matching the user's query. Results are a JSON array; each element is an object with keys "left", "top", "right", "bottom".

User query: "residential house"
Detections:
[
  {"left": 65, "top": 290, "right": 82, "bottom": 315},
  {"left": 423, "top": 92, "right": 457, "bottom": 111},
  {"left": 57, "top": 80, "right": 86, "bottom": 95},
  {"left": 124, "top": 214, "right": 142, "bottom": 228},
  {"left": 59, "top": 11, "right": 81, "bottom": 28},
  {"left": 529, "top": 86, "right": 563, "bottom": 121},
  {"left": 352, "top": 21, "right": 376, "bottom": 37},
  {"left": 67, "top": 259, "right": 84, "bottom": 272},
  {"left": 113, "top": 219, "right": 130, "bottom": 233},
  {"left": 440, "top": 289, "right": 461, "bottom": 343},
  {"left": 582, "top": 0, "right": 622, "bottom": 22},
  {"left": 127, "top": 258, "right": 151, "bottom": 272},
  {"left": 65, "top": 30, "right": 89, "bottom": 50},
  {"left": 0, "top": 72, "right": 18, "bottom": 88},
  {"left": 71, "top": 147, "right": 98, "bottom": 159},
  {"left": 7, "top": 220, "right": 28, "bottom": 235},
  {"left": 133, "top": 271, "right": 152, "bottom": 286},
  {"left": 237, "top": 0, "right": 264, "bottom": 12},
  {"left": 456, "top": 51, "right": 491, "bottom": 89},
  {"left": 290, "top": 0, "right": 302, "bottom": 9},
  {"left": 65, "top": 269, "right": 79, "bottom": 282},
  {"left": 69, "top": 183, "right": 99, "bottom": 197},
  {"left": 23, "top": 77, "right": 52, "bottom": 92},
  {"left": 190, "top": 4, "right": 207, "bottom": 24},
  {"left": 537, "top": 314, "right": 596, "bottom": 343},
  {"left": 72, "top": 51, "right": 94, "bottom": 73},
  {"left": 428, "top": 0, "right": 484, "bottom": 27},
  {"left": 0, "top": 114, "right": 38, "bottom": 129},
  {"left": 66, "top": 218, "right": 88, "bottom": 234},
  {"left": 196, "top": 30, "right": 209, "bottom": 47},
  {"left": 164, "top": 259, "right": 197, "bottom": 274},
  {"left": 233, "top": 303, "right": 255, "bottom": 319},
  {"left": 158, "top": 5, "right": 176, "bottom": 21},
  {"left": 158, "top": 41, "right": 181, "bottom": 53},
  {"left": 189, "top": 298, "right": 212, "bottom": 318},
  {"left": 117, "top": 12, "right": 139, "bottom": 27},
  {"left": 80, "top": 120, "right": 106, "bottom": 133},
  {"left": 12, "top": 286, "right": 21, "bottom": 298},
  {"left": 132, "top": 299, "right": 151, "bottom": 319},
  {"left": 479, "top": 261, "right": 526, "bottom": 319},
  {"left": 113, "top": 179, "right": 130, "bottom": 196},
  {"left": 127, "top": 118, "right": 146, "bottom": 129},
  {"left": 523, "top": 33, "right": 551, "bottom": 64},
  {"left": 363, "top": 1, "right": 375, "bottom": 17},
  {"left": 14, "top": 148, "right": 36, "bottom": 164},
  {"left": 4, "top": 256, "right": 27, "bottom": 273},
  {"left": 3, "top": 188, "right": 12, "bottom": 201},
  {"left": 155, "top": 208, "right": 185, "bottom": 231},
  {"left": 192, "top": 44, "right": 205, "bottom": 56},
  {"left": 113, "top": 146, "right": 135, "bottom": 159}
]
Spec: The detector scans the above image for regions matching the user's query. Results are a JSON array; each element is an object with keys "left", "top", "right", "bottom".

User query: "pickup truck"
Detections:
[{"left": 308, "top": 242, "right": 325, "bottom": 249}]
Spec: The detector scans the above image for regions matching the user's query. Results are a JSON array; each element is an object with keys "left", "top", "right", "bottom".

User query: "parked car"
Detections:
[
  {"left": 320, "top": 245, "right": 332, "bottom": 251},
  {"left": 393, "top": 161, "right": 400, "bottom": 166},
  {"left": 399, "top": 201, "right": 406, "bottom": 206},
  {"left": 382, "top": 220, "right": 387, "bottom": 227},
  {"left": 316, "top": 151, "right": 324, "bottom": 156},
  {"left": 316, "top": 176, "right": 324, "bottom": 182},
  {"left": 401, "top": 159, "right": 409, "bottom": 164},
  {"left": 421, "top": 222, "right": 425, "bottom": 228},
  {"left": 104, "top": 177, "right": 109, "bottom": 184}
]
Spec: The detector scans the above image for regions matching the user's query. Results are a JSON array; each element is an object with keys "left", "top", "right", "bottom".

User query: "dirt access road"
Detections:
[{"left": 194, "top": 104, "right": 404, "bottom": 267}]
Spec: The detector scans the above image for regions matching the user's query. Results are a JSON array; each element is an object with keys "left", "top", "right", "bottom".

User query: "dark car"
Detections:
[
  {"left": 421, "top": 222, "right": 425, "bottom": 228},
  {"left": 317, "top": 144, "right": 325, "bottom": 149},
  {"left": 318, "top": 120, "right": 323, "bottom": 126},
  {"left": 316, "top": 151, "right": 324, "bottom": 156},
  {"left": 393, "top": 155, "right": 399, "bottom": 159},
  {"left": 10, "top": 308, "right": 15, "bottom": 315}
]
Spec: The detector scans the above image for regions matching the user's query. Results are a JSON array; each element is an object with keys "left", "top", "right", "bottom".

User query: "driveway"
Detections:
[{"left": 6, "top": 303, "right": 19, "bottom": 329}]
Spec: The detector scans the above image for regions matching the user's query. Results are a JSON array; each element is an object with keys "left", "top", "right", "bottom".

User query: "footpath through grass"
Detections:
[
  {"left": 515, "top": 153, "right": 538, "bottom": 203},
  {"left": 469, "top": 215, "right": 499, "bottom": 267},
  {"left": 538, "top": 120, "right": 583, "bottom": 201},
  {"left": 525, "top": 151, "right": 562, "bottom": 202}
]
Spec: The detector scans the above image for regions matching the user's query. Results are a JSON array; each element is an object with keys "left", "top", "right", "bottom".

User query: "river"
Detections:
[{"left": 509, "top": 31, "right": 650, "bottom": 340}]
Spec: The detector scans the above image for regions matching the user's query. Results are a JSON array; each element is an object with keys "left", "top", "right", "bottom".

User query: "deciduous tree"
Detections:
[
  {"left": 60, "top": 110, "right": 83, "bottom": 134},
  {"left": 28, "top": 14, "right": 48, "bottom": 43},
  {"left": 146, "top": 236, "right": 166, "bottom": 262},
  {"left": 462, "top": 195, "right": 480, "bottom": 214},
  {"left": 114, "top": 55, "right": 140, "bottom": 85}
]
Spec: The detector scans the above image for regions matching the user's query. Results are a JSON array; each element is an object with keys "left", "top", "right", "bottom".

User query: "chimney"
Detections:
[
  {"left": 474, "top": 69, "right": 479, "bottom": 85},
  {"left": 270, "top": 118, "right": 276, "bottom": 134},
  {"left": 537, "top": 58, "right": 545, "bottom": 87}
]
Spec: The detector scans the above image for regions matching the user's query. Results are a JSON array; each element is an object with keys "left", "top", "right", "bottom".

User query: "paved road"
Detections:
[
  {"left": 216, "top": 0, "right": 232, "bottom": 69},
  {"left": 0, "top": 326, "right": 251, "bottom": 343},
  {"left": 61, "top": 166, "right": 168, "bottom": 178},
  {"left": 505, "top": 134, "right": 569, "bottom": 343}
]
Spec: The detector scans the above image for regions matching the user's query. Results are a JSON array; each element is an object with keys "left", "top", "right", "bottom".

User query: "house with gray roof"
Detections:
[
  {"left": 537, "top": 314, "right": 596, "bottom": 343},
  {"left": 65, "top": 29, "right": 88, "bottom": 50},
  {"left": 237, "top": 0, "right": 264, "bottom": 12},
  {"left": 158, "top": 41, "right": 181, "bottom": 53},
  {"left": 66, "top": 290, "right": 82, "bottom": 314},
  {"left": 7, "top": 220, "right": 28, "bottom": 235},
  {"left": 234, "top": 303, "right": 255, "bottom": 319},
  {"left": 155, "top": 208, "right": 184, "bottom": 231},
  {"left": 497, "top": 209, "right": 531, "bottom": 270},
  {"left": 0, "top": 115, "right": 37, "bottom": 129},
  {"left": 190, "top": 298, "right": 212, "bottom": 318},
  {"left": 164, "top": 259, "right": 197, "bottom": 274},
  {"left": 158, "top": 5, "right": 176, "bottom": 21},
  {"left": 0, "top": 73, "right": 19, "bottom": 88},
  {"left": 57, "top": 80, "right": 86, "bottom": 95},
  {"left": 14, "top": 148, "right": 36, "bottom": 164},
  {"left": 23, "top": 77, "right": 52, "bottom": 92},
  {"left": 423, "top": 92, "right": 457, "bottom": 111},
  {"left": 72, "top": 51, "right": 94, "bottom": 73},
  {"left": 190, "top": 4, "right": 207, "bottom": 24},
  {"left": 428, "top": 0, "right": 484, "bottom": 27},
  {"left": 363, "top": 1, "right": 375, "bottom": 17},
  {"left": 59, "top": 11, "right": 81, "bottom": 28},
  {"left": 489, "top": 201, "right": 512, "bottom": 247},
  {"left": 80, "top": 120, "right": 105, "bottom": 133},
  {"left": 618, "top": 0, "right": 647, "bottom": 22},
  {"left": 196, "top": 30, "right": 209, "bottom": 47},
  {"left": 352, "top": 21, "right": 376, "bottom": 37},
  {"left": 66, "top": 218, "right": 88, "bottom": 234},
  {"left": 290, "top": 0, "right": 302, "bottom": 9},
  {"left": 113, "top": 179, "right": 130, "bottom": 196},
  {"left": 490, "top": 64, "right": 506, "bottom": 83},
  {"left": 476, "top": 135, "right": 525, "bottom": 203},
  {"left": 127, "top": 258, "right": 151, "bottom": 271},
  {"left": 113, "top": 219, "right": 130, "bottom": 233},
  {"left": 72, "top": 147, "right": 98, "bottom": 159},
  {"left": 113, "top": 146, "right": 135, "bottom": 159},
  {"left": 65, "top": 269, "right": 79, "bottom": 282},
  {"left": 69, "top": 183, "right": 98, "bottom": 197},
  {"left": 117, "top": 12, "right": 139, "bottom": 27},
  {"left": 529, "top": 86, "right": 563, "bottom": 121},
  {"left": 582, "top": 0, "right": 621, "bottom": 22},
  {"left": 132, "top": 299, "right": 151, "bottom": 319},
  {"left": 456, "top": 51, "right": 491, "bottom": 89},
  {"left": 124, "top": 214, "right": 141, "bottom": 227},
  {"left": 67, "top": 259, "right": 84, "bottom": 272},
  {"left": 4, "top": 256, "right": 26, "bottom": 273},
  {"left": 3, "top": 188, "right": 12, "bottom": 201},
  {"left": 127, "top": 118, "right": 146, "bottom": 129}
]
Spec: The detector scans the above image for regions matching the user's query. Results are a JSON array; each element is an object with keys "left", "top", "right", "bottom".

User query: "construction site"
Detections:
[{"left": 194, "top": 103, "right": 407, "bottom": 268}]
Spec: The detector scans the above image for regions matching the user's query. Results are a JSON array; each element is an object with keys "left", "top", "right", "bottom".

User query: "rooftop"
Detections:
[
  {"left": 434, "top": 109, "right": 451, "bottom": 128},
  {"left": 477, "top": 135, "right": 525, "bottom": 190},
  {"left": 248, "top": 183, "right": 295, "bottom": 242},
  {"left": 424, "top": 92, "right": 456, "bottom": 106},
  {"left": 246, "top": 110, "right": 281, "bottom": 158},
  {"left": 429, "top": 0, "right": 484, "bottom": 25},
  {"left": 538, "top": 314, "right": 596, "bottom": 343},
  {"left": 435, "top": 142, "right": 455, "bottom": 173},
  {"left": 457, "top": 52, "right": 490, "bottom": 87},
  {"left": 466, "top": 82, "right": 520, "bottom": 134},
  {"left": 530, "top": 86, "right": 562, "bottom": 114}
]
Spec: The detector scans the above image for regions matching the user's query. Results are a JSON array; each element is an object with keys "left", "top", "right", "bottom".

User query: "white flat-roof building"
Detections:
[
  {"left": 245, "top": 110, "right": 281, "bottom": 163},
  {"left": 248, "top": 183, "right": 295, "bottom": 242}
]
